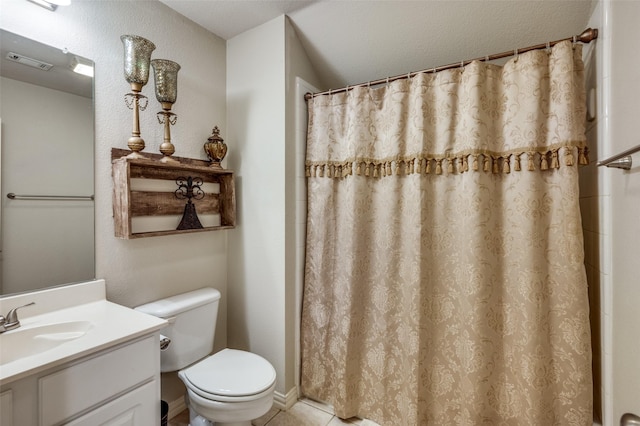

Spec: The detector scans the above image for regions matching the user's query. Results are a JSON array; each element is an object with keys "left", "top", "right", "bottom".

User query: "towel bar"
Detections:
[
  {"left": 597, "top": 143, "right": 640, "bottom": 170},
  {"left": 6, "top": 193, "right": 94, "bottom": 201}
]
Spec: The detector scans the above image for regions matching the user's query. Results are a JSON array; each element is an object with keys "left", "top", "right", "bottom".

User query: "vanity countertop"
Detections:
[{"left": 0, "top": 280, "right": 167, "bottom": 385}]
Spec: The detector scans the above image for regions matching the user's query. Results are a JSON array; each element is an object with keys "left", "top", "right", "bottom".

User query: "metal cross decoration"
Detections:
[{"left": 175, "top": 176, "right": 205, "bottom": 230}]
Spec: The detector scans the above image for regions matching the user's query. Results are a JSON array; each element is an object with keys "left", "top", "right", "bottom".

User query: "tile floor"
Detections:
[{"left": 168, "top": 398, "right": 379, "bottom": 426}]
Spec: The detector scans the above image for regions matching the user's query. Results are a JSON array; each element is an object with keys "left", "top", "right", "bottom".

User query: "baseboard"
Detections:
[
  {"left": 167, "top": 396, "right": 187, "bottom": 420},
  {"left": 273, "top": 386, "right": 298, "bottom": 411}
]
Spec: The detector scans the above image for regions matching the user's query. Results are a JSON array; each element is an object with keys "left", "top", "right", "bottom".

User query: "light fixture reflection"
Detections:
[
  {"left": 26, "top": 0, "right": 70, "bottom": 11},
  {"left": 70, "top": 56, "right": 94, "bottom": 77}
]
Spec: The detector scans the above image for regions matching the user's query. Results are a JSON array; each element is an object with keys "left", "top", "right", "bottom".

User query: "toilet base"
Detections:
[
  {"left": 188, "top": 407, "right": 251, "bottom": 426},
  {"left": 185, "top": 390, "right": 271, "bottom": 426},
  {"left": 188, "top": 408, "right": 212, "bottom": 426},
  {"left": 188, "top": 408, "right": 251, "bottom": 426}
]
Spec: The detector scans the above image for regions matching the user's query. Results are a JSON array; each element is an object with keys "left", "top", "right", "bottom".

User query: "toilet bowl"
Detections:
[
  {"left": 179, "top": 348, "right": 276, "bottom": 425},
  {"left": 135, "top": 288, "right": 276, "bottom": 426}
]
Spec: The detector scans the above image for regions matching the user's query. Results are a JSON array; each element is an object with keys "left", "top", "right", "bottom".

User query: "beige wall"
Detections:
[
  {"left": 226, "top": 15, "right": 287, "bottom": 397},
  {"left": 226, "top": 15, "right": 322, "bottom": 404},
  {"left": 0, "top": 0, "right": 228, "bottom": 404}
]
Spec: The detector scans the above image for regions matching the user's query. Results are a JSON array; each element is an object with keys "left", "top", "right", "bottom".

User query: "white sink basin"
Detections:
[{"left": 0, "top": 320, "right": 93, "bottom": 364}]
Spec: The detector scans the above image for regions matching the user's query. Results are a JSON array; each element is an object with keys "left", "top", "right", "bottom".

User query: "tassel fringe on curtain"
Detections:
[{"left": 306, "top": 145, "right": 589, "bottom": 178}]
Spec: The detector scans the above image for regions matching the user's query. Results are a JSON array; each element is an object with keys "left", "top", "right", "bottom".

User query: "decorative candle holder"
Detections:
[
  {"left": 203, "top": 126, "right": 227, "bottom": 169},
  {"left": 151, "top": 59, "right": 181, "bottom": 162},
  {"left": 121, "top": 35, "right": 156, "bottom": 158}
]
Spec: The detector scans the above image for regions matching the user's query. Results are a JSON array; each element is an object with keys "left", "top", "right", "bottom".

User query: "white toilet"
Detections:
[{"left": 135, "top": 288, "right": 276, "bottom": 426}]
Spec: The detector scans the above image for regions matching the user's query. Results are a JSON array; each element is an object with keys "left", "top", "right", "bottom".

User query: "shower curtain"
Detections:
[{"left": 300, "top": 41, "right": 592, "bottom": 425}]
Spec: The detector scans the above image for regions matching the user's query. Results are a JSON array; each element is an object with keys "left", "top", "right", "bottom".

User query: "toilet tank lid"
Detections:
[{"left": 134, "top": 288, "right": 221, "bottom": 318}]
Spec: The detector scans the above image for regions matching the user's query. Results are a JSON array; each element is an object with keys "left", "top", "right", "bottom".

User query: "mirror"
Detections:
[{"left": 0, "top": 30, "right": 94, "bottom": 296}]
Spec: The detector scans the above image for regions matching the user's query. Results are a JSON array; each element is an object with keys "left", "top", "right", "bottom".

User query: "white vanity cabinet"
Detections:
[{"left": 0, "top": 334, "right": 161, "bottom": 426}]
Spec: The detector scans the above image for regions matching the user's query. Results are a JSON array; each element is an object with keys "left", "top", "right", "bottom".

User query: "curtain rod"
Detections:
[{"left": 305, "top": 27, "right": 598, "bottom": 101}]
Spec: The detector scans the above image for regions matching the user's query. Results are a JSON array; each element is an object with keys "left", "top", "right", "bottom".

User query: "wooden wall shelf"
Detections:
[{"left": 111, "top": 148, "right": 235, "bottom": 239}]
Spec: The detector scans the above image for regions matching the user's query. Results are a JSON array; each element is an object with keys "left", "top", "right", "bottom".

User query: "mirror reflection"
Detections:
[{"left": 0, "top": 30, "right": 95, "bottom": 296}]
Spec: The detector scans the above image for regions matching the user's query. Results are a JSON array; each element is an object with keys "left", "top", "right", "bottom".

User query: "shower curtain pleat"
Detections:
[{"left": 301, "top": 41, "right": 592, "bottom": 425}]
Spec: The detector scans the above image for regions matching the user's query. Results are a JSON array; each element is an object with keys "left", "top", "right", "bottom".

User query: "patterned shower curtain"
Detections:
[{"left": 300, "top": 41, "right": 592, "bottom": 425}]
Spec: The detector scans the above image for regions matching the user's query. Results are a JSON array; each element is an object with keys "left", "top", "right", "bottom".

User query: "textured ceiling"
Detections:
[
  {"left": 160, "top": 0, "right": 596, "bottom": 90},
  {"left": 159, "top": 0, "right": 316, "bottom": 40}
]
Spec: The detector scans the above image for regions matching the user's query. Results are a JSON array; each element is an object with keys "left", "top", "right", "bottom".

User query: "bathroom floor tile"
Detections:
[
  {"left": 253, "top": 406, "right": 282, "bottom": 426},
  {"left": 299, "top": 397, "right": 335, "bottom": 415},
  {"left": 327, "top": 416, "right": 361, "bottom": 425},
  {"left": 265, "top": 401, "right": 334, "bottom": 426}
]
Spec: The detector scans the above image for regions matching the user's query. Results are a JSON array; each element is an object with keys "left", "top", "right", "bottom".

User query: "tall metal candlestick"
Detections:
[
  {"left": 151, "top": 59, "right": 181, "bottom": 162},
  {"left": 121, "top": 35, "right": 155, "bottom": 158}
]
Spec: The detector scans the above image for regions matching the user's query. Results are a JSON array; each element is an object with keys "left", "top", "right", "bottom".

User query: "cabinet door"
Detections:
[
  {"left": 1, "top": 390, "right": 13, "bottom": 426},
  {"left": 65, "top": 381, "right": 158, "bottom": 426},
  {"left": 39, "top": 336, "right": 156, "bottom": 425}
]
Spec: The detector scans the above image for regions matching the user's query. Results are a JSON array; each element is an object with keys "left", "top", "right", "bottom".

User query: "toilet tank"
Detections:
[{"left": 135, "top": 288, "right": 221, "bottom": 372}]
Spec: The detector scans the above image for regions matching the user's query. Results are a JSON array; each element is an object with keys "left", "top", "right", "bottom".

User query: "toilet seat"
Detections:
[{"left": 179, "top": 349, "right": 276, "bottom": 403}]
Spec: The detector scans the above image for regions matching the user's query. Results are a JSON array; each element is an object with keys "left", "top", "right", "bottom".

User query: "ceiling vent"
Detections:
[{"left": 6, "top": 52, "right": 53, "bottom": 71}]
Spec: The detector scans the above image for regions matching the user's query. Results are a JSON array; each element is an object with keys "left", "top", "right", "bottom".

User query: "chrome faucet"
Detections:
[{"left": 0, "top": 302, "right": 35, "bottom": 333}]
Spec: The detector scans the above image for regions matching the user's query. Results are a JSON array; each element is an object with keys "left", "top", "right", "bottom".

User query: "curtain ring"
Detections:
[
  {"left": 386, "top": 77, "right": 390, "bottom": 86},
  {"left": 513, "top": 48, "right": 519, "bottom": 61},
  {"left": 546, "top": 41, "right": 551, "bottom": 53},
  {"left": 485, "top": 55, "right": 490, "bottom": 62}
]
